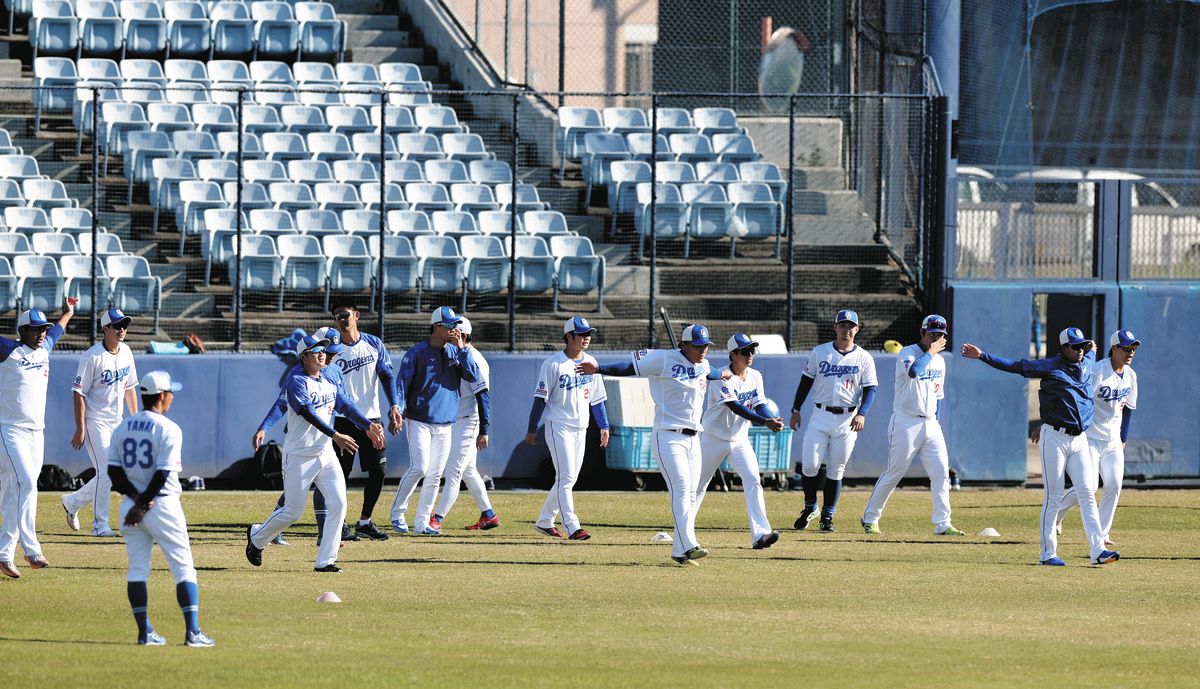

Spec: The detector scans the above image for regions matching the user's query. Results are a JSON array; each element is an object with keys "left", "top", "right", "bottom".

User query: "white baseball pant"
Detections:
[
  {"left": 390, "top": 419, "right": 452, "bottom": 531},
  {"left": 251, "top": 448, "right": 347, "bottom": 568},
  {"left": 63, "top": 418, "right": 119, "bottom": 532},
  {"left": 119, "top": 494, "right": 196, "bottom": 583},
  {"left": 0, "top": 425, "right": 45, "bottom": 562},
  {"left": 1056, "top": 438, "right": 1123, "bottom": 539},
  {"left": 1039, "top": 425, "right": 1105, "bottom": 562},
  {"left": 798, "top": 407, "right": 858, "bottom": 480},
  {"left": 536, "top": 419, "right": 588, "bottom": 534},
  {"left": 652, "top": 430, "right": 700, "bottom": 558},
  {"left": 434, "top": 414, "right": 492, "bottom": 519},
  {"left": 862, "top": 414, "right": 952, "bottom": 532},
  {"left": 695, "top": 433, "right": 772, "bottom": 544}
]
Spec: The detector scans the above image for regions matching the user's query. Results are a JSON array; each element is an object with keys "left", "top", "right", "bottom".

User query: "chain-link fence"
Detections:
[{"left": 1130, "top": 179, "right": 1200, "bottom": 279}]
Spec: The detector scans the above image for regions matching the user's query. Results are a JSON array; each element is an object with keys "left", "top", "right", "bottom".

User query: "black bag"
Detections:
[
  {"left": 38, "top": 464, "right": 77, "bottom": 491},
  {"left": 256, "top": 441, "right": 284, "bottom": 489}
]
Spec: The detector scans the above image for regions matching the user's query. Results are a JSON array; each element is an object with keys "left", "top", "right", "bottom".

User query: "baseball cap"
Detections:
[
  {"left": 140, "top": 370, "right": 182, "bottom": 395},
  {"left": 835, "top": 309, "right": 859, "bottom": 325},
  {"left": 312, "top": 326, "right": 344, "bottom": 354},
  {"left": 430, "top": 306, "right": 462, "bottom": 328},
  {"left": 294, "top": 334, "right": 329, "bottom": 357},
  {"left": 681, "top": 324, "right": 712, "bottom": 346},
  {"left": 17, "top": 309, "right": 51, "bottom": 330},
  {"left": 563, "top": 316, "right": 596, "bottom": 335},
  {"left": 726, "top": 333, "right": 758, "bottom": 351},
  {"left": 1108, "top": 329, "right": 1141, "bottom": 349},
  {"left": 921, "top": 314, "right": 948, "bottom": 333},
  {"left": 458, "top": 317, "right": 472, "bottom": 336},
  {"left": 100, "top": 307, "right": 132, "bottom": 329},
  {"left": 1059, "top": 327, "right": 1088, "bottom": 346}
]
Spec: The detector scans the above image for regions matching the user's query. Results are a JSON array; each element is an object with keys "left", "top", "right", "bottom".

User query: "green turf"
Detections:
[{"left": 4, "top": 487, "right": 1199, "bottom": 688}]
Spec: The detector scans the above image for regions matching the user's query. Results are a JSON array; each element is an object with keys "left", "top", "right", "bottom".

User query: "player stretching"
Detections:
[
  {"left": 861, "top": 315, "right": 964, "bottom": 536},
  {"left": 330, "top": 302, "right": 401, "bottom": 542},
  {"left": 63, "top": 308, "right": 139, "bottom": 538},
  {"left": 389, "top": 307, "right": 481, "bottom": 535},
  {"left": 246, "top": 335, "right": 385, "bottom": 572},
  {"left": 961, "top": 327, "right": 1119, "bottom": 566},
  {"left": 526, "top": 317, "right": 610, "bottom": 541},
  {"left": 0, "top": 301, "right": 76, "bottom": 578},
  {"left": 789, "top": 310, "right": 878, "bottom": 533},
  {"left": 108, "top": 370, "right": 215, "bottom": 647},
  {"left": 1052, "top": 330, "right": 1141, "bottom": 546},
  {"left": 431, "top": 318, "right": 498, "bottom": 532},
  {"left": 694, "top": 333, "right": 784, "bottom": 549},
  {"left": 579, "top": 324, "right": 730, "bottom": 565}
]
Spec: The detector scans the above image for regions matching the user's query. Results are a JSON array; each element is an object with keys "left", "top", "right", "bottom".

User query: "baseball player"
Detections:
[
  {"left": 329, "top": 301, "right": 401, "bottom": 542},
  {"left": 431, "top": 318, "right": 498, "bottom": 532},
  {"left": 63, "top": 307, "right": 139, "bottom": 538},
  {"left": 1052, "top": 329, "right": 1140, "bottom": 546},
  {"left": 578, "top": 324, "right": 730, "bottom": 565},
  {"left": 526, "top": 317, "right": 610, "bottom": 540},
  {"left": 0, "top": 300, "right": 76, "bottom": 579},
  {"left": 861, "top": 314, "right": 964, "bottom": 535},
  {"left": 789, "top": 309, "right": 878, "bottom": 532},
  {"left": 961, "top": 327, "right": 1119, "bottom": 566},
  {"left": 389, "top": 307, "right": 482, "bottom": 535},
  {"left": 694, "top": 333, "right": 784, "bottom": 549},
  {"left": 107, "top": 370, "right": 215, "bottom": 647},
  {"left": 245, "top": 335, "right": 385, "bottom": 572}
]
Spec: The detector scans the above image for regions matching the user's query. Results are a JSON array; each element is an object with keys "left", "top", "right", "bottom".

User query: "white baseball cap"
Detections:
[
  {"left": 681, "top": 324, "right": 712, "bottom": 346},
  {"left": 921, "top": 314, "right": 948, "bottom": 333},
  {"left": 563, "top": 316, "right": 596, "bottom": 335},
  {"left": 294, "top": 334, "right": 330, "bottom": 357},
  {"left": 726, "top": 333, "right": 758, "bottom": 351},
  {"left": 1109, "top": 329, "right": 1140, "bottom": 349},
  {"left": 16, "top": 308, "right": 51, "bottom": 330},
  {"left": 430, "top": 306, "right": 462, "bottom": 327},
  {"left": 1059, "top": 327, "right": 1088, "bottom": 346},
  {"left": 312, "top": 326, "right": 344, "bottom": 354},
  {"left": 835, "top": 309, "right": 859, "bottom": 325},
  {"left": 101, "top": 307, "right": 133, "bottom": 329},
  {"left": 140, "top": 370, "right": 182, "bottom": 395},
  {"left": 458, "top": 317, "right": 472, "bottom": 335}
]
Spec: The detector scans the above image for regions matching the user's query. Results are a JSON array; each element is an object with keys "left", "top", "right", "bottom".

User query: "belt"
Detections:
[
  {"left": 665, "top": 428, "right": 698, "bottom": 436},
  {"left": 1050, "top": 425, "right": 1083, "bottom": 437},
  {"left": 816, "top": 404, "right": 857, "bottom": 415}
]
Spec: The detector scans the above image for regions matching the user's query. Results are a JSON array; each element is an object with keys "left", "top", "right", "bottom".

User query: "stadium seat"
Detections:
[
  {"left": 210, "top": 1, "right": 255, "bottom": 58},
  {"left": 279, "top": 105, "right": 326, "bottom": 136},
  {"left": 697, "top": 161, "right": 740, "bottom": 187},
  {"left": 739, "top": 162, "right": 788, "bottom": 203},
  {"left": 406, "top": 183, "right": 454, "bottom": 214},
  {"left": 633, "top": 182, "right": 687, "bottom": 260},
  {"left": 163, "top": 57, "right": 208, "bottom": 84},
  {"left": 0, "top": 233, "right": 34, "bottom": 263},
  {"left": 556, "top": 106, "right": 605, "bottom": 178},
  {"left": 13, "top": 254, "right": 65, "bottom": 312},
  {"left": 147, "top": 102, "right": 195, "bottom": 136},
  {"left": 197, "top": 158, "right": 237, "bottom": 183},
  {"left": 443, "top": 133, "right": 493, "bottom": 163},
  {"left": 270, "top": 182, "right": 318, "bottom": 214},
  {"left": 164, "top": 1, "right": 211, "bottom": 58},
  {"left": 336, "top": 62, "right": 380, "bottom": 85},
  {"left": 295, "top": 1, "right": 344, "bottom": 62},
  {"left": 171, "top": 129, "right": 218, "bottom": 163},
  {"left": 460, "top": 234, "right": 508, "bottom": 300},
  {"left": 326, "top": 106, "right": 373, "bottom": 136},
  {"left": 238, "top": 105, "right": 283, "bottom": 137},
  {"left": 51, "top": 208, "right": 101, "bottom": 237},
  {"left": 728, "top": 181, "right": 784, "bottom": 257},
  {"left": 693, "top": 108, "right": 743, "bottom": 137},
  {"left": 175, "top": 179, "right": 226, "bottom": 253},
  {"left": 522, "top": 210, "right": 571, "bottom": 236},
  {"left": 477, "top": 210, "right": 520, "bottom": 237},
  {"left": 450, "top": 184, "right": 499, "bottom": 215},
  {"left": 0, "top": 154, "right": 44, "bottom": 182},
  {"left": 669, "top": 134, "right": 717, "bottom": 167},
  {"left": 30, "top": 0, "right": 79, "bottom": 60},
  {"left": 625, "top": 132, "right": 673, "bottom": 163},
  {"left": 33, "top": 57, "right": 78, "bottom": 131},
  {"left": 192, "top": 102, "right": 237, "bottom": 135},
  {"left": 227, "top": 180, "right": 273, "bottom": 211},
  {"left": 31, "top": 232, "right": 78, "bottom": 259},
  {"left": 23, "top": 178, "right": 75, "bottom": 211},
  {"left": 431, "top": 210, "right": 478, "bottom": 239},
  {"left": 307, "top": 132, "right": 355, "bottom": 163},
  {"left": 379, "top": 62, "right": 422, "bottom": 85},
  {"left": 125, "top": 130, "right": 174, "bottom": 203},
  {"left": 248, "top": 208, "right": 296, "bottom": 238},
  {"left": 648, "top": 108, "right": 698, "bottom": 137},
  {"left": 263, "top": 132, "right": 309, "bottom": 163},
  {"left": 120, "top": 57, "right": 166, "bottom": 84},
  {"left": 424, "top": 159, "right": 470, "bottom": 186},
  {"left": 602, "top": 107, "right": 650, "bottom": 135},
  {"left": 467, "top": 160, "right": 512, "bottom": 186},
  {"left": 712, "top": 133, "right": 760, "bottom": 165},
  {"left": 314, "top": 182, "right": 362, "bottom": 214},
  {"left": 150, "top": 158, "right": 195, "bottom": 232},
  {"left": 198, "top": 207, "right": 244, "bottom": 283},
  {"left": 385, "top": 159, "right": 426, "bottom": 184},
  {"left": 228, "top": 234, "right": 282, "bottom": 304},
  {"left": 6, "top": 206, "right": 53, "bottom": 237},
  {"left": 387, "top": 209, "right": 433, "bottom": 241},
  {"left": 120, "top": 0, "right": 168, "bottom": 58},
  {"left": 251, "top": 1, "right": 299, "bottom": 61},
  {"left": 249, "top": 60, "right": 294, "bottom": 86},
  {"left": 550, "top": 235, "right": 605, "bottom": 311},
  {"left": 0, "top": 179, "right": 24, "bottom": 211},
  {"left": 366, "top": 235, "right": 419, "bottom": 300},
  {"left": 397, "top": 133, "right": 445, "bottom": 162},
  {"left": 387, "top": 81, "right": 433, "bottom": 107},
  {"left": 334, "top": 160, "right": 379, "bottom": 185},
  {"left": 358, "top": 181, "right": 405, "bottom": 211},
  {"left": 293, "top": 60, "right": 337, "bottom": 84},
  {"left": 120, "top": 79, "right": 166, "bottom": 104},
  {"left": 207, "top": 59, "right": 249, "bottom": 82},
  {"left": 413, "top": 235, "right": 465, "bottom": 311},
  {"left": 287, "top": 159, "right": 333, "bottom": 184},
  {"left": 6, "top": 0, "right": 34, "bottom": 35},
  {"left": 322, "top": 234, "right": 373, "bottom": 307},
  {"left": 607, "top": 160, "right": 651, "bottom": 223},
  {"left": 107, "top": 254, "right": 161, "bottom": 329},
  {"left": 495, "top": 183, "right": 547, "bottom": 213},
  {"left": 341, "top": 209, "right": 380, "bottom": 237},
  {"left": 295, "top": 208, "right": 342, "bottom": 238},
  {"left": 100, "top": 101, "right": 149, "bottom": 174},
  {"left": 655, "top": 161, "right": 698, "bottom": 185},
  {"left": 415, "top": 105, "right": 466, "bottom": 136},
  {"left": 509, "top": 235, "right": 555, "bottom": 295},
  {"left": 351, "top": 133, "right": 398, "bottom": 164},
  {"left": 77, "top": 0, "right": 124, "bottom": 58},
  {"left": 60, "top": 254, "right": 112, "bottom": 312},
  {"left": 244, "top": 158, "right": 289, "bottom": 184},
  {"left": 371, "top": 105, "right": 419, "bottom": 135},
  {"left": 277, "top": 232, "right": 327, "bottom": 308},
  {"left": 0, "top": 257, "right": 18, "bottom": 313},
  {"left": 682, "top": 182, "right": 734, "bottom": 253}
]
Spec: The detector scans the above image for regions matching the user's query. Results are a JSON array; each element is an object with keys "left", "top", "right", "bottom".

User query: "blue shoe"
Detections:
[
  {"left": 185, "top": 629, "right": 216, "bottom": 648},
  {"left": 1094, "top": 549, "right": 1120, "bottom": 565},
  {"left": 391, "top": 517, "right": 409, "bottom": 534},
  {"left": 271, "top": 534, "right": 289, "bottom": 546},
  {"left": 138, "top": 630, "right": 166, "bottom": 646},
  {"left": 1039, "top": 557, "right": 1067, "bottom": 566}
]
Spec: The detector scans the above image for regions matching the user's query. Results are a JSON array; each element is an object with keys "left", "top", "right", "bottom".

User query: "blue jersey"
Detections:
[
  {"left": 396, "top": 341, "right": 479, "bottom": 425},
  {"left": 980, "top": 351, "right": 1095, "bottom": 432},
  {"left": 258, "top": 364, "right": 346, "bottom": 432}
]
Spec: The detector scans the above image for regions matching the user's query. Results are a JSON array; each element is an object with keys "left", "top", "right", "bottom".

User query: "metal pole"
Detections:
[
  {"left": 234, "top": 89, "right": 244, "bottom": 352},
  {"left": 729, "top": 0, "right": 738, "bottom": 96},
  {"left": 508, "top": 93, "right": 519, "bottom": 352},
  {"left": 647, "top": 94, "right": 658, "bottom": 347},
  {"left": 523, "top": 0, "right": 530, "bottom": 85},
  {"left": 785, "top": 95, "right": 796, "bottom": 349},
  {"left": 557, "top": 0, "right": 565, "bottom": 107},
  {"left": 504, "top": 0, "right": 511, "bottom": 83},
  {"left": 90, "top": 87, "right": 99, "bottom": 345},
  {"left": 378, "top": 88, "right": 387, "bottom": 334},
  {"left": 474, "top": 0, "right": 480, "bottom": 42}
]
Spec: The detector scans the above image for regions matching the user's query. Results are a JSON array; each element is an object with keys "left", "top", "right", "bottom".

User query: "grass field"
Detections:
[{"left": 4, "top": 486, "right": 1199, "bottom": 688}]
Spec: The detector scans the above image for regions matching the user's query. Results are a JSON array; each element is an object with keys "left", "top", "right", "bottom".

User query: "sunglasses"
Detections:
[
  {"left": 333, "top": 311, "right": 353, "bottom": 320},
  {"left": 108, "top": 323, "right": 129, "bottom": 330},
  {"left": 1067, "top": 343, "right": 1091, "bottom": 351},
  {"left": 926, "top": 321, "right": 947, "bottom": 331},
  {"left": 436, "top": 322, "right": 459, "bottom": 329},
  {"left": 1117, "top": 345, "right": 1138, "bottom": 353},
  {"left": 733, "top": 347, "right": 757, "bottom": 357}
]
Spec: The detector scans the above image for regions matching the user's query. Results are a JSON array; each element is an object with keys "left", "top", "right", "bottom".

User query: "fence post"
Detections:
[
  {"left": 523, "top": 0, "right": 530, "bottom": 85},
  {"left": 90, "top": 86, "right": 99, "bottom": 345},
  {"left": 785, "top": 94, "right": 796, "bottom": 350},
  {"left": 474, "top": 0, "right": 480, "bottom": 42},
  {"left": 557, "top": 0, "right": 565, "bottom": 107},
  {"left": 234, "top": 88, "right": 244, "bottom": 352},
  {"left": 647, "top": 94, "right": 658, "bottom": 347},
  {"left": 504, "top": 0, "right": 511, "bottom": 83},
  {"left": 378, "top": 87, "right": 387, "bottom": 334},
  {"left": 508, "top": 93, "right": 519, "bottom": 352}
]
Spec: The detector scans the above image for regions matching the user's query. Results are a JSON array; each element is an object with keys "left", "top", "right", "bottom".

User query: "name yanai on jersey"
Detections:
[
  {"left": 802, "top": 342, "right": 878, "bottom": 408},
  {"left": 533, "top": 351, "right": 607, "bottom": 428},
  {"left": 73, "top": 341, "right": 139, "bottom": 425},
  {"left": 893, "top": 343, "right": 945, "bottom": 418},
  {"left": 632, "top": 349, "right": 710, "bottom": 431},
  {"left": 1088, "top": 359, "right": 1138, "bottom": 444}
]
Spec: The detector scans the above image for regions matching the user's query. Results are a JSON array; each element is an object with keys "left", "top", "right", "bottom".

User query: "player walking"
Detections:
[
  {"left": 63, "top": 307, "right": 139, "bottom": 538},
  {"left": 526, "top": 317, "right": 610, "bottom": 541},
  {"left": 107, "top": 370, "right": 215, "bottom": 647},
  {"left": 789, "top": 310, "right": 878, "bottom": 533},
  {"left": 329, "top": 302, "right": 401, "bottom": 542},
  {"left": 961, "top": 327, "right": 1119, "bottom": 566},
  {"left": 389, "top": 307, "right": 482, "bottom": 535},
  {"left": 861, "top": 315, "right": 964, "bottom": 535},
  {"left": 0, "top": 300, "right": 76, "bottom": 578},
  {"left": 578, "top": 324, "right": 730, "bottom": 565},
  {"left": 1052, "top": 329, "right": 1140, "bottom": 546},
  {"left": 694, "top": 333, "right": 784, "bottom": 549},
  {"left": 430, "top": 318, "right": 498, "bottom": 532},
  {"left": 245, "top": 335, "right": 385, "bottom": 572}
]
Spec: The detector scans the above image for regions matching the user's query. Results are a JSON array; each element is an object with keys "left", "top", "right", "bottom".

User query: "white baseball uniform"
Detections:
[
  {"left": 1056, "top": 360, "right": 1138, "bottom": 538},
  {"left": 695, "top": 366, "right": 772, "bottom": 544},
  {"left": 435, "top": 347, "right": 493, "bottom": 519},
  {"left": 108, "top": 410, "right": 195, "bottom": 584},
  {"left": 0, "top": 326, "right": 63, "bottom": 564},
  {"left": 532, "top": 351, "right": 607, "bottom": 534},
  {"left": 798, "top": 343, "right": 878, "bottom": 480},
  {"left": 862, "top": 343, "right": 952, "bottom": 531},
  {"left": 64, "top": 342, "right": 138, "bottom": 532},
  {"left": 633, "top": 348, "right": 710, "bottom": 559}
]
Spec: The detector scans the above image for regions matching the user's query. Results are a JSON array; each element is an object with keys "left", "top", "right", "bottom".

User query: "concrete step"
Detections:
[
  {"left": 346, "top": 30, "right": 412, "bottom": 49},
  {"left": 656, "top": 264, "right": 907, "bottom": 296},
  {"left": 791, "top": 243, "right": 893, "bottom": 265},
  {"left": 346, "top": 46, "right": 425, "bottom": 64},
  {"left": 328, "top": 0, "right": 385, "bottom": 13},
  {"left": 791, "top": 215, "right": 877, "bottom": 245},
  {"left": 605, "top": 292, "right": 917, "bottom": 322},
  {"left": 792, "top": 166, "right": 846, "bottom": 191},
  {"left": 793, "top": 189, "right": 865, "bottom": 216},
  {"left": 0, "top": 58, "right": 23, "bottom": 80},
  {"left": 339, "top": 14, "right": 399, "bottom": 31},
  {"left": 741, "top": 116, "right": 844, "bottom": 171}
]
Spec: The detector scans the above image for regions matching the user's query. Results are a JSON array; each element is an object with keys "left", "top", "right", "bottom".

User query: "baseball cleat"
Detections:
[
  {"left": 1093, "top": 549, "right": 1120, "bottom": 565},
  {"left": 354, "top": 521, "right": 390, "bottom": 541},
  {"left": 670, "top": 555, "right": 699, "bottom": 566},
  {"left": 819, "top": 518, "right": 836, "bottom": 532},
  {"left": 340, "top": 524, "right": 360, "bottom": 542},
  {"left": 428, "top": 516, "right": 443, "bottom": 532},
  {"left": 185, "top": 630, "right": 216, "bottom": 648},
  {"left": 417, "top": 526, "right": 442, "bottom": 536},
  {"left": 752, "top": 531, "right": 780, "bottom": 549},
  {"left": 1039, "top": 557, "right": 1067, "bottom": 566},
  {"left": 62, "top": 496, "right": 79, "bottom": 531},
  {"left": 937, "top": 525, "right": 965, "bottom": 536},
  {"left": 271, "top": 534, "right": 289, "bottom": 546},
  {"left": 862, "top": 522, "right": 881, "bottom": 534},
  {"left": 534, "top": 525, "right": 565, "bottom": 538},
  {"left": 313, "top": 564, "right": 342, "bottom": 573},
  {"left": 391, "top": 517, "right": 409, "bottom": 534},
  {"left": 684, "top": 546, "right": 709, "bottom": 560},
  {"left": 466, "top": 514, "right": 501, "bottom": 530},
  {"left": 0, "top": 560, "right": 20, "bottom": 578},
  {"left": 138, "top": 630, "right": 167, "bottom": 646},
  {"left": 92, "top": 528, "right": 120, "bottom": 538},
  {"left": 245, "top": 525, "right": 263, "bottom": 567},
  {"left": 568, "top": 529, "right": 591, "bottom": 541},
  {"left": 24, "top": 554, "right": 49, "bottom": 569},
  {"left": 793, "top": 505, "right": 817, "bottom": 530}
]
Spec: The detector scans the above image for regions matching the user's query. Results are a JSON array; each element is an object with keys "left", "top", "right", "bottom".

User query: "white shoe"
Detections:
[{"left": 62, "top": 496, "right": 79, "bottom": 532}]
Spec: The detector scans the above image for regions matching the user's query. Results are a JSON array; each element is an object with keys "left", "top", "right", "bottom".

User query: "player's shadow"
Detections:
[
  {"left": 1116, "top": 555, "right": 1200, "bottom": 561},
  {"left": 356, "top": 556, "right": 647, "bottom": 568},
  {"left": 0, "top": 635, "right": 127, "bottom": 647}
]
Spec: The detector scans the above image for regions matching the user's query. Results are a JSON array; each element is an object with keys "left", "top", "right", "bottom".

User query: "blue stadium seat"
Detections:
[
  {"left": 413, "top": 234, "right": 465, "bottom": 310},
  {"left": 550, "top": 235, "right": 605, "bottom": 311},
  {"left": 30, "top": 0, "right": 79, "bottom": 60},
  {"left": 322, "top": 234, "right": 373, "bottom": 308},
  {"left": 728, "top": 181, "right": 784, "bottom": 257},
  {"left": 78, "top": 0, "right": 124, "bottom": 58},
  {"left": 120, "top": 0, "right": 168, "bottom": 58},
  {"left": 277, "top": 232, "right": 328, "bottom": 308},
  {"left": 633, "top": 182, "right": 687, "bottom": 260},
  {"left": 295, "top": 2, "right": 344, "bottom": 62},
  {"left": 460, "top": 234, "right": 508, "bottom": 300},
  {"left": 295, "top": 209, "right": 342, "bottom": 238},
  {"left": 682, "top": 182, "right": 734, "bottom": 252},
  {"left": 251, "top": 1, "right": 299, "bottom": 61},
  {"left": 60, "top": 254, "right": 112, "bottom": 313},
  {"left": 14, "top": 255, "right": 65, "bottom": 312},
  {"left": 164, "top": 1, "right": 211, "bottom": 58},
  {"left": 367, "top": 235, "right": 419, "bottom": 300},
  {"left": 509, "top": 235, "right": 555, "bottom": 295},
  {"left": 556, "top": 106, "right": 604, "bottom": 179},
  {"left": 107, "top": 254, "right": 161, "bottom": 330},
  {"left": 209, "top": 1, "right": 255, "bottom": 58}
]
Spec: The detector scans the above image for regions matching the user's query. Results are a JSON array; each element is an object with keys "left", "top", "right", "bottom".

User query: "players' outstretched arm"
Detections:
[
  {"left": 723, "top": 400, "right": 773, "bottom": 426},
  {"left": 591, "top": 361, "right": 636, "bottom": 376}
]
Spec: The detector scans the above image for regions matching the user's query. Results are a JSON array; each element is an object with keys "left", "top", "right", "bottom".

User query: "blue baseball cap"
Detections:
[
  {"left": 101, "top": 307, "right": 132, "bottom": 329},
  {"left": 835, "top": 309, "right": 859, "bottom": 325},
  {"left": 312, "top": 326, "right": 344, "bottom": 354},
  {"left": 430, "top": 306, "right": 462, "bottom": 328},
  {"left": 1108, "top": 329, "right": 1141, "bottom": 349},
  {"left": 921, "top": 314, "right": 948, "bottom": 334},
  {"left": 294, "top": 334, "right": 329, "bottom": 357},
  {"left": 17, "top": 309, "right": 50, "bottom": 330},
  {"left": 681, "top": 324, "right": 712, "bottom": 346},
  {"left": 1059, "top": 327, "right": 1088, "bottom": 346},
  {"left": 563, "top": 316, "right": 596, "bottom": 335},
  {"left": 726, "top": 333, "right": 758, "bottom": 351},
  {"left": 140, "top": 370, "right": 182, "bottom": 395}
]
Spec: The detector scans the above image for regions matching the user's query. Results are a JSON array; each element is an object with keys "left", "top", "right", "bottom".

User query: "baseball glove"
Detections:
[{"left": 183, "top": 332, "right": 207, "bottom": 354}]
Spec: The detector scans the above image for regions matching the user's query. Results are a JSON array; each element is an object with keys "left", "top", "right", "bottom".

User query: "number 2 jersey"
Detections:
[
  {"left": 107, "top": 410, "right": 183, "bottom": 497},
  {"left": 532, "top": 351, "right": 607, "bottom": 428}
]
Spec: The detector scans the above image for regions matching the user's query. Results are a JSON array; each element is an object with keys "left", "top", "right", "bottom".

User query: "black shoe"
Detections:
[
  {"left": 314, "top": 564, "right": 341, "bottom": 573},
  {"left": 354, "top": 521, "right": 389, "bottom": 541},
  {"left": 819, "top": 517, "right": 836, "bottom": 532},
  {"left": 753, "top": 531, "right": 780, "bottom": 550},
  {"left": 245, "top": 525, "right": 262, "bottom": 567},
  {"left": 340, "top": 524, "right": 360, "bottom": 542},
  {"left": 793, "top": 505, "right": 817, "bottom": 530}
]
